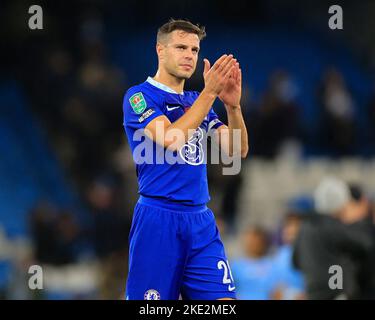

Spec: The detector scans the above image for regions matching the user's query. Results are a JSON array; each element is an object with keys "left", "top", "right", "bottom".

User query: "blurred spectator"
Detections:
[
  {"left": 272, "top": 212, "right": 305, "bottom": 300},
  {"left": 318, "top": 68, "right": 356, "bottom": 155},
  {"left": 78, "top": 42, "right": 125, "bottom": 107},
  {"left": 293, "top": 177, "right": 374, "bottom": 299},
  {"left": 341, "top": 184, "right": 372, "bottom": 224},
  {"left": 231, "top": 226, "right": 278, "bottom": 300},
  {"left": 30, "top": 202, "right": 82, "bottom": 266},
  {"left": 86, "top": 177, "right": 130, "bottom": 299},
  {"left": 86, "top": 178, "right": 129, "bottom": 258},
  {"left": 112, "top": 142, "right": 140, "bottom": 216},
  {"left": 252, "top": 70, "right": 301, "bottom": 158},
  {"left": 340, "top": 184, "right": 375, "bottom": 299},
  {"left": 59, "top": 95, "right": 106, "bottom": 183},
  {"left": 30, "top": 202, "right": 61, "bottom": 265},
  {"left": 207, "top": 164, "right": 244, "bottom": 229}
]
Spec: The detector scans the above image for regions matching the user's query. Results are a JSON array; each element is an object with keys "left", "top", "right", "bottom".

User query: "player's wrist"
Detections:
[
  {"left": 225, "top": 104, "right": 241, "bottom": 113},
  {"left": 201, "top": 88, "right": 218, "bottom": 100}
]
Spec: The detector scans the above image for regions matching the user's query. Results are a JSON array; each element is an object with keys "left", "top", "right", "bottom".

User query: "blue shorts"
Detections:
[{"left": 125, "top": 196, "right": 237, "bottom": 300}]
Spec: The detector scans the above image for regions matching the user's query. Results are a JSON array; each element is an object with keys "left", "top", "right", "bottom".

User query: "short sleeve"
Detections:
[
  {"left": 207, "top": 107, "right": 224, "bottom": 132},
  {"left": 123, "top": 89, "right": 164, "bottom": 130}
]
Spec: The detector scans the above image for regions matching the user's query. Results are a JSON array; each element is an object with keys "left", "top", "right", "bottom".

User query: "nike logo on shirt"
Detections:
[{"left": 166, "top": 105, "right": 180, "bottom": 111}]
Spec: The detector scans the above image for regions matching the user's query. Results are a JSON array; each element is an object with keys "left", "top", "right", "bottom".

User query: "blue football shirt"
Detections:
[{"left": 123, "top": 77, "right": 224, "bottom": 206}]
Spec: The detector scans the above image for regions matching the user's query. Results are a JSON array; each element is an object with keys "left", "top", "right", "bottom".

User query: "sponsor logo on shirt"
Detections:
[
  {"left": 138, "top": 109, "right": 155, "bottom": 123},
  {"left": 179, "top": 127, "right": 204, "bottom": 165}
]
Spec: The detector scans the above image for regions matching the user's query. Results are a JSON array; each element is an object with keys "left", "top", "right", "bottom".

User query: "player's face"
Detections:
[{"left": 161, "top": 30, "right": 200, "bottom": 80}]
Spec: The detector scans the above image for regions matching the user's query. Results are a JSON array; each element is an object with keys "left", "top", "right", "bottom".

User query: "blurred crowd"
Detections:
[{"left": 231, "top": 178, "right": 375, "bottom": 300}]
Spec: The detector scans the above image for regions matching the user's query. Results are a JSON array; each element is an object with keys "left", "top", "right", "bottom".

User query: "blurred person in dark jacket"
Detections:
[
  {"left": 340, "top": 184, "right": 375, "bottom": 299},
  {"left": 293, "top": 177, "right": 374, "bottom": 299}
]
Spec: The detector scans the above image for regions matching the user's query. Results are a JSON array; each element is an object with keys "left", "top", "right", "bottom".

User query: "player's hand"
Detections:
[
  {"left": 203, "top": 54, "right": 237, "bottom": 97},
  {"left": 218, "top": 62, "right": 242, "bottom": 109}
]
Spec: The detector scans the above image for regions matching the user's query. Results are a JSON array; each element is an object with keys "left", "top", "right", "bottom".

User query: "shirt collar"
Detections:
[{"left": 146, "top": 77, "right": 184, "bottom": 95}]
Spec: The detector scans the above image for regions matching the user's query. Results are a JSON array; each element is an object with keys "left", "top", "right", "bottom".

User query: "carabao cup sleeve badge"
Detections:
[{"left": 129, "top": 92, "right": 147, "bottom": 114}]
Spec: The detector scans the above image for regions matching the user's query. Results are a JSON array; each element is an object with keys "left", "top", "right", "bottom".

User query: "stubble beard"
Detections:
[{"left": 166, "top": 62, "right": 195, "bottom": 81}]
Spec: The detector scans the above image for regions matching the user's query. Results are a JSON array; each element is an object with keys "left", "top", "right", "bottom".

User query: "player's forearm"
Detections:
[
  {"left": 166, "top": 89, "right": 216, "bottom": 141},
  {"left": 226, "top": 106, "right": 249, "bottom": 158}
]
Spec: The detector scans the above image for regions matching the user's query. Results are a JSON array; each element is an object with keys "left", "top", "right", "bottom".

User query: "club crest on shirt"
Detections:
[
  {"left": 129, "top": 92, "right": 147, "bottom": 114},
  {"left": 144, "top": 289, "right": 161, "bottom": 300}
]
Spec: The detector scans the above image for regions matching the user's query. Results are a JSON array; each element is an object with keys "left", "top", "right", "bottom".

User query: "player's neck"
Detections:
[{"left": 153, "top": 71, "right": 184, "bottom": 94}]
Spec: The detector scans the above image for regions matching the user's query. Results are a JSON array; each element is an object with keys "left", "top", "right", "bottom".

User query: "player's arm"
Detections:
[
  {"left": 212, "top": 65, "right": 249, "bottom": 158},
  {"left": 213, "top": 109, "right": 248, "bottom": 158},
  {"left": 145, "top": 54, "right": 237, "bottom": 151}
]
